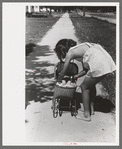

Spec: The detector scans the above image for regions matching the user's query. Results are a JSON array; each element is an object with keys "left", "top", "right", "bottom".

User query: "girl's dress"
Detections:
[{"left": 70, "top": 42, "right": 116, "bottom": 77}]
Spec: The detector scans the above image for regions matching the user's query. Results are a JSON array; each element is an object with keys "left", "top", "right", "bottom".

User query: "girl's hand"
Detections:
[{"left": 74, "top": 74, "right": 79, "bottom": 80}]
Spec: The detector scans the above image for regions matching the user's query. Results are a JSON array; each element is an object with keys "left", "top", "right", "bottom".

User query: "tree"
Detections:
[{"left": 83, "top": 6, "right": 85, "bottom": 17}]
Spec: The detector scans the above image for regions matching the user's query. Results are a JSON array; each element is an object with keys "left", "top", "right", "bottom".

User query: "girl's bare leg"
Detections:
[
  {"left": 80, "top": 86, "right": 96, "bottom": 115},
  {"left": 90, "top": 85, "right": 96, "bottom": 115},
  {"left": 76, "top": 75, "right": 105, "bottom": 122},
  {"left": 90, "top": 102, "right": 94, "bottom": 115},
  {"left": 76, "top": 88, "right": 91, "bottom": 121}
]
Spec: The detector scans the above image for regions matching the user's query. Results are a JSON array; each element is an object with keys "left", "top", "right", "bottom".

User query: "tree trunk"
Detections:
[
  {"left": 76, "top": 7, "right": 78, "bottom": 14},
  {"left": 49, "top": 8, "right": 52, "bottom": 16},
  {"left": 83, "top": 6, "right": 85, "bottom": 17}
]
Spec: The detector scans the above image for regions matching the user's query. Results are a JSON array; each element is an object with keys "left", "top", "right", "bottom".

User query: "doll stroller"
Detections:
[{"left": 52, "top": 61, "right": 78, "bottom": 118}]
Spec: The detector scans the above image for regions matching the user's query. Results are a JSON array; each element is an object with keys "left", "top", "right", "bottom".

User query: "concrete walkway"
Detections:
[
  {"left": 37, "top": 13, "right": 80, "bottom": 50},
  {"left": 25, "top": 13, "right": 116, "bottom": 145}
]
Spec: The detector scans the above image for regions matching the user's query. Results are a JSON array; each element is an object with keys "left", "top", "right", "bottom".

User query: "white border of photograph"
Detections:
[{"left": 2, "top": 2, "right": 119, "bottom": 146}]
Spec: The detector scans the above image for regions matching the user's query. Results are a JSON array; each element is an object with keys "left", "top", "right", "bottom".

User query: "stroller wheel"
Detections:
[
  {"left": 51, "top": 99, "right": 54, "bottom": 110},
  {"left": 59, "top": 99, "right": 62, "bottom": 117},
  {"left": 53, "top": 98, "right": 59, "bottom": 110},
  {"left": 71, "top": 109, "right": 74, "bottom": 116},
  {"left": 71, "top": 100, "right": 77, "bottom": 116},
  {"left": 73, "top": 100, "right": 78, "bottom": 116},
  {"left": 59, "top": 110, "right": 62, "bottom": 117},
  {"left": 53, "top": 98, "right": 59, "bottom": 118},
  {"left": 53, "top": 110, "right": 58, "bottom": 118},
  {"left": 73, "top": 110, "right": 78, "bottom": 116}
]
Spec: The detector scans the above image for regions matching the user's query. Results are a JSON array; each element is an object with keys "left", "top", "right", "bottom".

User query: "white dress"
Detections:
[{"left": 70, "top": 42, "right": 116, "bottom": 77}]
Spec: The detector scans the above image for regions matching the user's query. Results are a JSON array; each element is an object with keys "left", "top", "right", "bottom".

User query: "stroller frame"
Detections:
[{"left": 52, "top": 61, "right": 79, "bottom": 118}]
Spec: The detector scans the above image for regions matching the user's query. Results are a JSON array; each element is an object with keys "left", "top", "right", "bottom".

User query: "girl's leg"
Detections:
[
  {"left": 78, "top": 86, "right": 96, "bottom": 114},
  {"left": 90, "top": 85, "right": 96, "bottom": 115},
  {"left": 76, "top": 75, "right": 105, "bottom": 122}
]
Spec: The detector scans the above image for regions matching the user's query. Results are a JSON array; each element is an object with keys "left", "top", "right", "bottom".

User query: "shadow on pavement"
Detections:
[
  {"left": 26, "top": 90, "right": 115, "bottom": 114},
  {"left": 26, "top": 44, "right": 56, "bottom": 109},
  {"left": 26, "top": 44, "right": 54, "bottom": 70},
  {"left": 26, "top": 43, "right": 54, "bottom": 57},
  {"left": 26, "top": 43, "right": 36, "bottom": 56},
  {"left": 25, "top": 73, "right": 55, "bottom": 108},
  {"left": 94, "top": 95, "right": 115, "bottom": 113},
  {"left": 26, "top": 88, "right": 53, "bottom": 103},
  {"left": 75, "top": 92, "right": 115, "bottom": 113},
  {"left": 25, "top": 83, "right": 55, "bottom": 109}
]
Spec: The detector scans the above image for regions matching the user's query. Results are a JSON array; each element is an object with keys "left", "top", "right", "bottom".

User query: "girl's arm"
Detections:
[
  {"left": 58, "top": 52, "right": 72, "bottom": 81},
  {"left": 54, "top": 62, "right": 59, "bottom": 80},
  {"left": 74, "top": 62, "right": 90, "bottom": 79},
  {"left": 74, "top": 70, "right": 87, "bottom": 79}
]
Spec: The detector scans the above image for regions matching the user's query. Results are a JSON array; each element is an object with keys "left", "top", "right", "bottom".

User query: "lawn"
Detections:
[
  {"left": 89, "top": 12, "right": 116, "bottom": 19},
  {"left": 26, "top": 16, "right": 60, "bottom": 44},
  {"left": 26, "top": 16, "right": 60, "bottom": 56},
  {"left": 70, "top": 14, "right": 116, "bottom": 105}
]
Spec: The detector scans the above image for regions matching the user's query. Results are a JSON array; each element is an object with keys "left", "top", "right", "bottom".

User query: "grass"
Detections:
[
  {"left": 89, "top": 12, "right": 116, "bottom": 19},
  {"left": 26, "top": 16, "right": 60, "bottom": 56},
  {"left": 70, "top": 15, "right": 116, "bottom": 105},
  {"left": 26, "top": 17, "right": 59, "bottom": 44}
]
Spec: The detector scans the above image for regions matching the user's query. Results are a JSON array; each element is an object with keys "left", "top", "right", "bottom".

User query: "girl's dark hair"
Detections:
[
  {"left": 54, "top": 44, "right": 67, "bottom": 61},
  {"left": 54, "top": 39, "right": 77, "bottom": 61}
]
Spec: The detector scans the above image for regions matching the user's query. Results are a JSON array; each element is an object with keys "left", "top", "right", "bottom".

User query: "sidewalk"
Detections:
[{"left": 25, "top": 13, "right": 116, "bottom": 144}]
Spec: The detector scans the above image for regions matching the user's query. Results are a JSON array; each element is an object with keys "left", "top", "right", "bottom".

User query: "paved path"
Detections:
[
  {"left": 37, "top": 13, "right": 80, "bottom": 50},
  {"left": 26, "top": 100, "right": 115, "bottom": 144},
  {"left": 25, "top": 13, "right": 116, "bottom": 145}
]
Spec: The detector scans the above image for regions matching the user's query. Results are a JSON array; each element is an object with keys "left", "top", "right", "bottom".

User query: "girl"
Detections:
[{"left": 54, "top": 40, "right": 116, "bottom": 122}]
